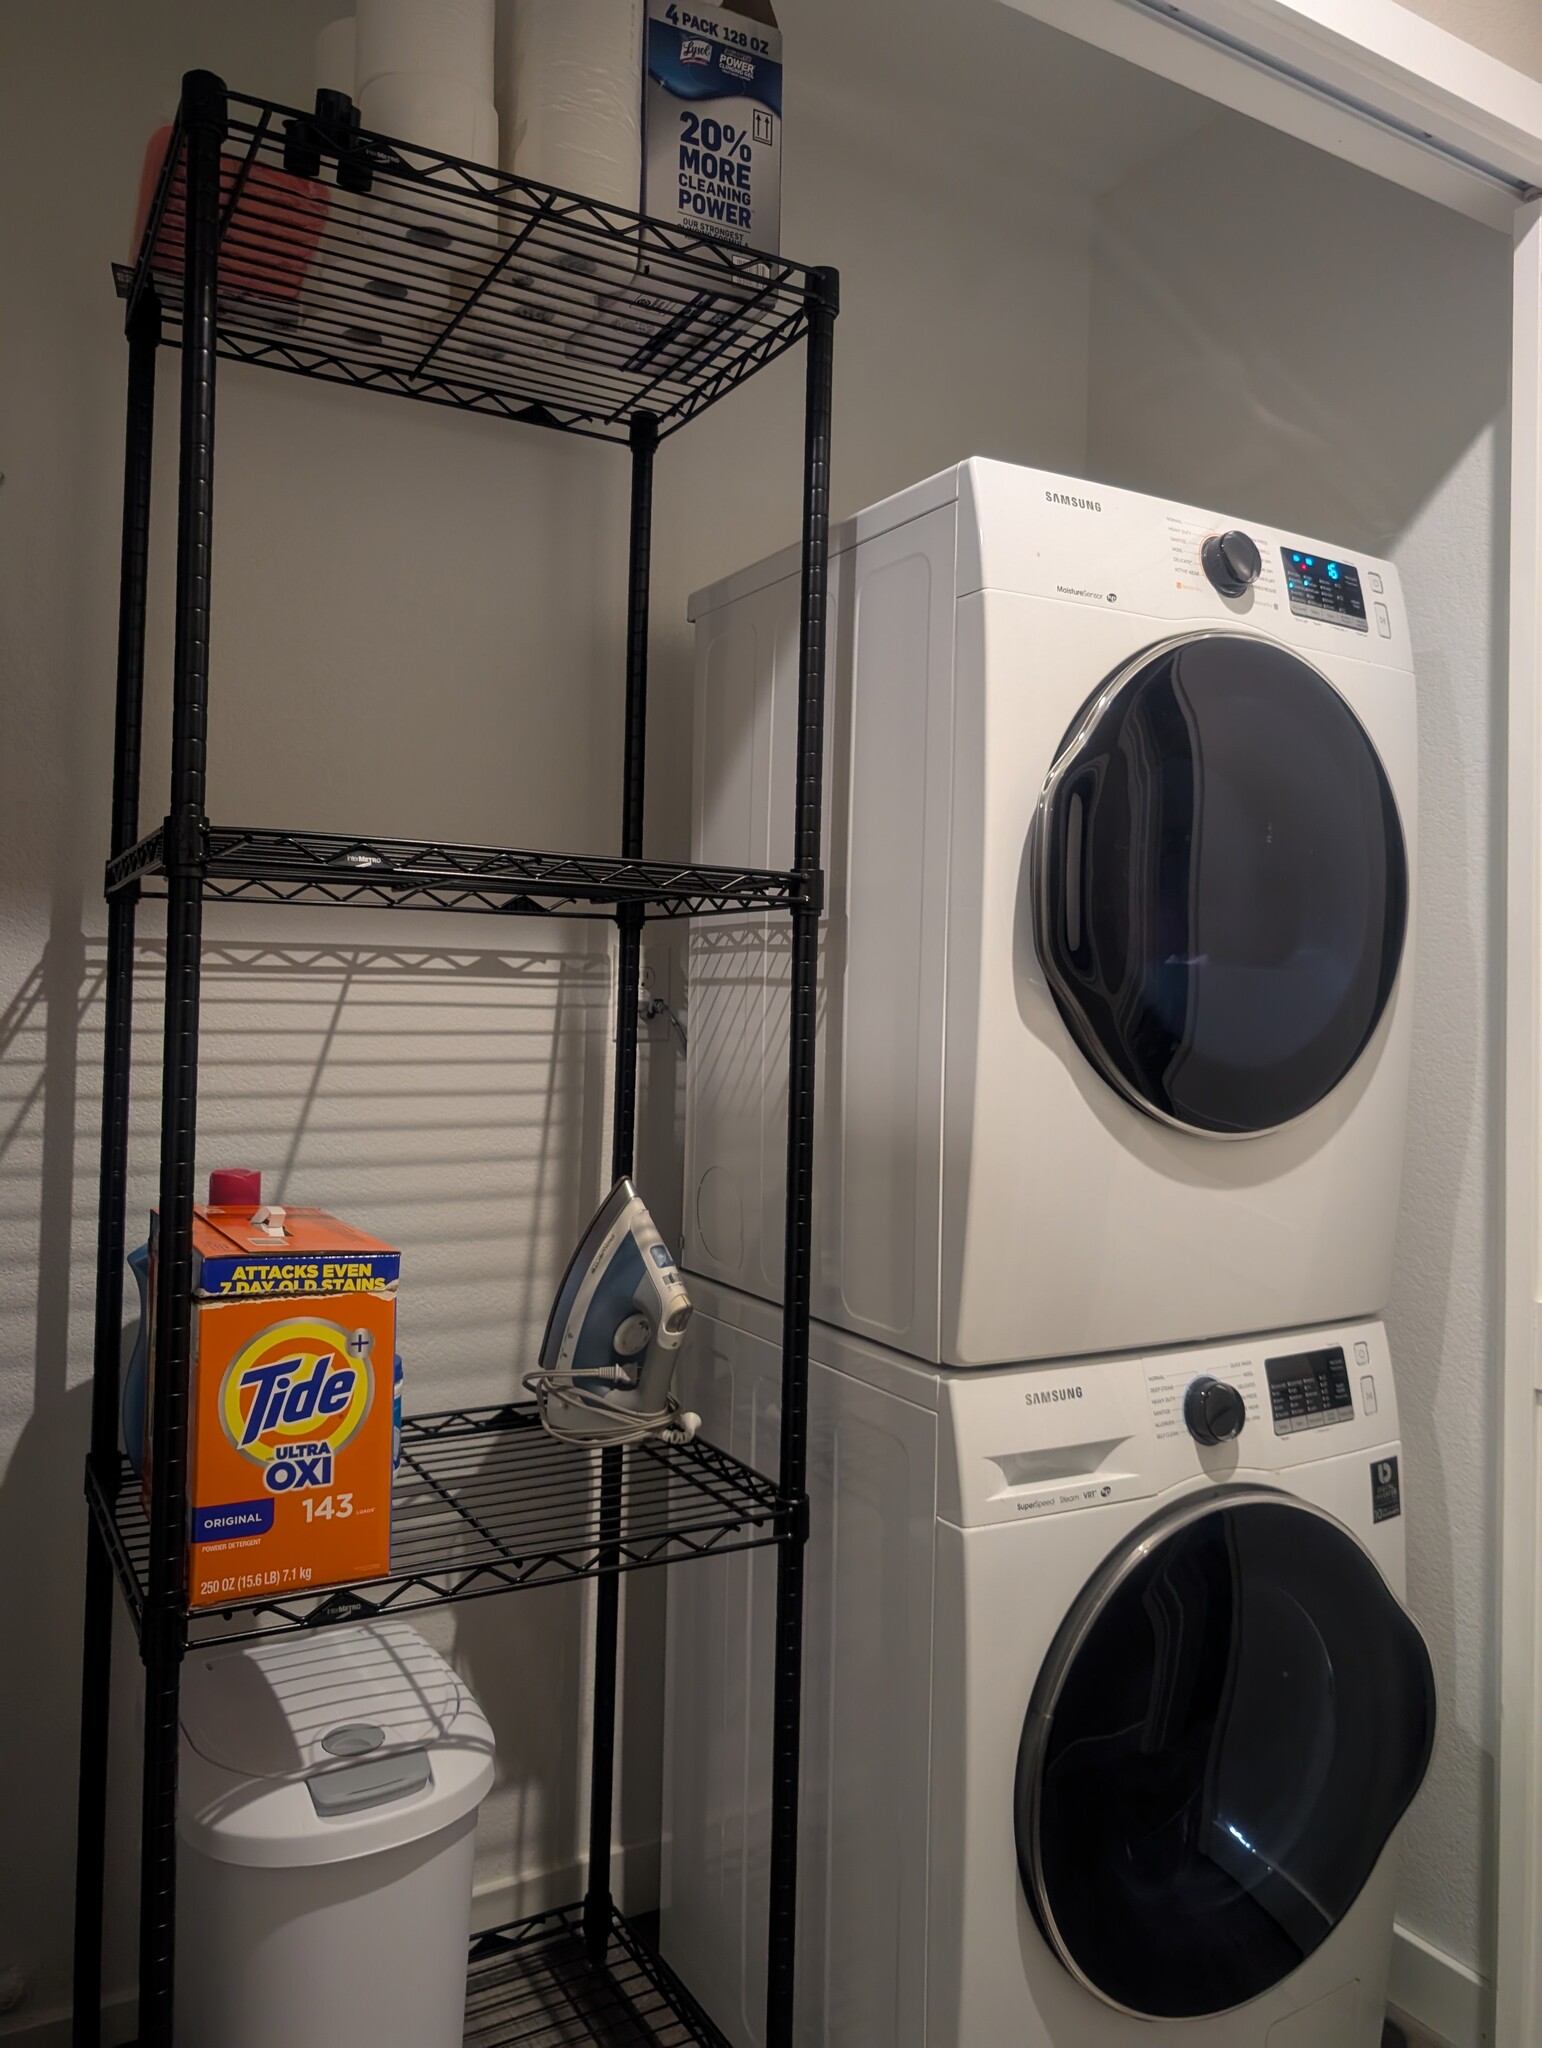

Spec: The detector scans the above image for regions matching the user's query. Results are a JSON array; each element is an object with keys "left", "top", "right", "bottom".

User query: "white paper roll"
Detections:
[
  {"left": 361, "top": 69, "right": 496, "bottom": 159},
  {"left": 500, "top": 0, "right": 643, "bottom": 211},
  {"left": 356, "top": 0, "right": 495, "bottom": 95},
  {"left": 358, "top": 74, "right": 500, "bottom": 280},
  {"left": 316, "top": 17, "right": 357, "bottom": 99}
]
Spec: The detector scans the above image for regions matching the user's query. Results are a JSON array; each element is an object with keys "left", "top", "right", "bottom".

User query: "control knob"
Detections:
[
  {"left": 1202, "top": 529, "right": 1262, "bottom": 598},
  {"left": 1184, "top": 1376, "right": 1247, "bottom": 1446}
]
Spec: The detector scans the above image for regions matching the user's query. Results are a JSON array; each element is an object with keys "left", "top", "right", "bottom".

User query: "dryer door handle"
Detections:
[{"left": 1043, "top": 767, "right": 1096, "bottom": 974}]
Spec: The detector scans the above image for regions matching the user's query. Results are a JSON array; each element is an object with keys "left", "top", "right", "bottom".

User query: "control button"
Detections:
[
  {"left": 1369, "top": 571, "right": 1384, "bottom": 593},
  {"left": 1354, "top": 1340, "right": 1370, "bottom": 1366},
  {"left": 1184, "top": 1375, "right": 1247, "bottom": 1446},
  {"left": 1375, "top": 601, "right": 1391, "bottom": 637},
  {"left": 1202, "top": 530, "right": 1262, "bottom": 598},
  {"left": 1361, "top": 1375, "right": 1378, "bottom": 1416}
]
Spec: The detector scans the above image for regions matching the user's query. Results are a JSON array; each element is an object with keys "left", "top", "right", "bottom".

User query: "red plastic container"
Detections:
[{"left": 132, "top": 125, "right": 330, "bottom": 303}]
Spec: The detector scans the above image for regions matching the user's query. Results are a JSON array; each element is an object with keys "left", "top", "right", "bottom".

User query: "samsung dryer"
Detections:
[
  {"left": 660, "top": 1280, "right": 1436, "bottom": 2048},
  {"left": 684, "top": 460, "right": 1417, "bottom": 1364}
]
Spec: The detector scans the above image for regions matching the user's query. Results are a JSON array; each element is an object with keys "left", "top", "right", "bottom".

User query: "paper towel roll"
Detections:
[
  {"left": 356, "top": 0, "right": 495, "bottom": 95},
  {"left": 500, "top": 0, "right": 643, "bottom": 211},
  {"left": 355, "top": 75, "right": 499, "bottom": 301},
  {"left": 316, "top": 17, "right": 357, "bottom": 99},
  {"left": 361, "top": 71, "right": 499, "bottom": 241},
  {"left": 361, "top": 69, "right": 496, "bottom": 160}
]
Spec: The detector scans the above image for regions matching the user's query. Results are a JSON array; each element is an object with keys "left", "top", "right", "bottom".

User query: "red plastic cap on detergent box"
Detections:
[{"left": 208, "top": 1168, "right": 261, "bottom": 1207}]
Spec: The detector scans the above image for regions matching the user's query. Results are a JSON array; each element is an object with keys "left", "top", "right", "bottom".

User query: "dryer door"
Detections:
[
  {"left": 1033, "top": 633, "right": 1408, "bottom": 1135},
  {"left": 1014, "top": 1488, "right": 1435, "bottom": 2021}
]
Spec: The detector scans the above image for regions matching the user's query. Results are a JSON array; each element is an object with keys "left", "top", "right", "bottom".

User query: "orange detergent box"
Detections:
[{"left": 144, "top": 1195, "right": 400, "bottom": 1610}]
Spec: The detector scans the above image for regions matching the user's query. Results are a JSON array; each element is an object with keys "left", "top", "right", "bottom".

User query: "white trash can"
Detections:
[{"left": 177, "top": 1619, "right": 495, "bottom": 2048}]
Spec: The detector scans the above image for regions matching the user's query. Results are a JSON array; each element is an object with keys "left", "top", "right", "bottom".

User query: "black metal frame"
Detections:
[{"left": 72, "top": 70, "right": 836, "bottom": 2048}]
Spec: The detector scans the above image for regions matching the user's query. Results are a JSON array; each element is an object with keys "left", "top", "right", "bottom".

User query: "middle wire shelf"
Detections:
[
  {"left": 105, "top": 824, "right": 813, "bottom": 921},
  {"left": 89, "top": 1403, "right": 789, "bottom": 1648}
]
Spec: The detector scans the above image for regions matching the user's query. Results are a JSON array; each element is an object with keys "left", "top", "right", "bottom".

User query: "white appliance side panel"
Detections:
[
  {"left": 942, "top": 588, "right": 1417, "bottom": 1363},
  {"left": 660, "top": 1314, "right": 939, "bottom": 2048},
  {"left": 686, "top": 505, "right": 956, "bottom": 1356},
  {"left": 928, "top": 1445, "right": 1411, "bottom": 2047},
  {"left": 832, "top": 517, "right": 954, "bottom": 1346},
  {"left": 686, "top": 580, "right": 785, "bottom": 1294}
]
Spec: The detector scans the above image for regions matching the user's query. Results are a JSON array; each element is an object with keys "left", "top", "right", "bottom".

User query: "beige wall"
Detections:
[
  {"left": 1398, "top": 0, "right": 1542, "bottom": 78},
  {"left": 0, "top": 0, "right": 1194, "bottom": 2031}
]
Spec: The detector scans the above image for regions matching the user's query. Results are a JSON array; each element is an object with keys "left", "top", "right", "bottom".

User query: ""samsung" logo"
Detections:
[
  {"left": 1045, "top": 491, "right": 1101, "bottom": 511},
  {"left": 1025, "top": 1385, "right": 1083, "bottom": 1405}
]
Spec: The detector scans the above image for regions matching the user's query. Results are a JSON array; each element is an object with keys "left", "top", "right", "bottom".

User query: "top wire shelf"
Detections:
[{"left": 117, "top": 87, "right": 822, "bottom": 440}]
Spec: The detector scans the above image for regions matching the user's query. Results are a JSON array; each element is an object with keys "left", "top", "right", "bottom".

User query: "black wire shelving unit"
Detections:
[{"left": 72, "top": 72, "right": 835, "bottom": 2048}]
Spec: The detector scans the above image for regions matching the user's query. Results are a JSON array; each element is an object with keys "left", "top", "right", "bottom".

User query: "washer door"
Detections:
[
  {"left": 1033, "top": 633, "right": 1408, "bottom": 1135},
  {"left": 1015, "top": 1489, "right": 1435, "bottom": 2021}
]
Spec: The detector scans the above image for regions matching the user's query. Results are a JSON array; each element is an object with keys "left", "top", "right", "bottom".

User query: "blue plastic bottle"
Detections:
[{"left": 120, "top": 1240, "right": 151, "bottom": 1476}]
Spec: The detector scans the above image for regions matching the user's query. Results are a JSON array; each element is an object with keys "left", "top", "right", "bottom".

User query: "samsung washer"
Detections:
[{"left": 661, "top": 1276, "right": 1436, "bottom": 2048}]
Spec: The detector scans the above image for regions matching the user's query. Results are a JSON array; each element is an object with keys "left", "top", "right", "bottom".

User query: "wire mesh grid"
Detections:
[
  {"left": 103, "top": 824, "right": 809, "bottom": 921},
  {"left": 91, "top": 1403, "right": 786, "bottom": 1646},
  {"left": 118, "top": 90, "right": 816, "bottom": 439},
  {"left": 465, "top": 1908, "right": 729, "bottom": 2047}
]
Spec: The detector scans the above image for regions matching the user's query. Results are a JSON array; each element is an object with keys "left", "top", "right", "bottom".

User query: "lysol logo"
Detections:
[
  {"left": 220, "top": 1318, "right": 373, "bottom": 1494},
  {"left": 1045, "top": 491, "right": 1102, "bottom": 511},
  {"left": 681, "top": 38, "right": 713, "bottom": 63},
  {"left": 1025, "top": 1385, "right": 1083, "bottom": 1405}
]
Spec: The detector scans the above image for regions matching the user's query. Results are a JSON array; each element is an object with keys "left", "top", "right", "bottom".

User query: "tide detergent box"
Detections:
[
  {"left": 144, "top": 1203, "right": 399, "bottom": 1610},
  {"left": 644, "top": 1, "right": 782, "bottom": 253}
]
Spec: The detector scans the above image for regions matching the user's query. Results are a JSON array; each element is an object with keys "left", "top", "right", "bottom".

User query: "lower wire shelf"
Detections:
[
  {"left": 88, "top": 1402, "right": 788, "bottom": 1647},
  {"left": 466, "top": 1907, "right": 728, "bottom": 2047}
]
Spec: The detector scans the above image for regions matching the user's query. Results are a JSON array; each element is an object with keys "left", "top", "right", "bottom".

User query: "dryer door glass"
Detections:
[
  {"left": 1033, "top": 634, "right": 1407, "bottom": 1134},
  {"left": 1015, "top": 1492, "right": 1435, "bottom": 2020}
]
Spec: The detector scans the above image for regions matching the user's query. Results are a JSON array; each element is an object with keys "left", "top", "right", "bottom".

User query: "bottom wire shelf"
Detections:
[{"left": 465, "top": 1906, "right": 729, "bottom": 2047}]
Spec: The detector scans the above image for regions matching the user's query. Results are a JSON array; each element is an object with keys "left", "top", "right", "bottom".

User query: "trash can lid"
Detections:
[
  {"left": 179, "top": 1620, "right": 495, "bottom": 1869},
  {"left": 181, "top": 1619, "right": 464, "bottom": 1779}
]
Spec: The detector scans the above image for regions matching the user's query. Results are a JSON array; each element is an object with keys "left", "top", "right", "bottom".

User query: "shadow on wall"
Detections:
[
  {"left": 1086, "top": 109, "right": 1512, "bottom": 552},
  {"left": 0, "top": 921, "right": 614, "bottom": 2015}
]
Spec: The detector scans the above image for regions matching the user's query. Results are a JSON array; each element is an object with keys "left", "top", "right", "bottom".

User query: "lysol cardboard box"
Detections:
[
  {"left": 144, "top": 1202, "right": 399, "bottom": 1611},
  {"left": 644, "top": 1, "right": 782, "bottom": 253}
]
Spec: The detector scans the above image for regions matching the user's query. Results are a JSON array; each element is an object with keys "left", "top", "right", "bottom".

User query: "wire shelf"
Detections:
[
  {"left": 104, "top": 824, "right": 811, "bottom": 920},
  {"left": 465, "top": 1907, "right": 729, "bottom": 2047},
  {"left": 117, "top": 88, "right": 820, "bottom": 440},
  {"left": 89, "top": 1403, "right": 787, "bottom": 1647}
]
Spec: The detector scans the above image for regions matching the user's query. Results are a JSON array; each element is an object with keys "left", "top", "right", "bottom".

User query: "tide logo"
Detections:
[{"left": 220, "top": 1319, "right": 373, "bottom": 1495}]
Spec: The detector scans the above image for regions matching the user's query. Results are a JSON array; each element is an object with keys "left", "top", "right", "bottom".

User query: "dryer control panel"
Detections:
[{"left": 1282, "top": 549, "right": 1369, "bottom": 632}]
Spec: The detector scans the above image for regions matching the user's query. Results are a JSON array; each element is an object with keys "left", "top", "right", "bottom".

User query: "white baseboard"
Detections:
[
  {"left": 1389, "top": 1923, "right": 1495, "bottom": 2048},
  {"left": 469, "top": 1838, "right": 659, "bottom": 1933},
  {"left": 14, "top": 1889, "right": 1462, "bottom": 2048},
  {"left": 0, "top": 1995, "right": 135, "bottom": 2048},
  {"left": 5, "top": 1844, "right": 662, "bottom": 2048}
]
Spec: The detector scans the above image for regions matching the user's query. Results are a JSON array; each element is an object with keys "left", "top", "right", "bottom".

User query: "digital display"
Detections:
[
  {"left": 1282, "top": 549, "right": 1368, "bottom": 632},
  {"left": 1266, "top": 1346, "right": 1354, "bottom": 1435}
]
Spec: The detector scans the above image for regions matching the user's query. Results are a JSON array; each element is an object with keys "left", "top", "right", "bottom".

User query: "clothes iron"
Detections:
[{"left": 526, "top": 1178, "right": 698, "bottom": 1446}]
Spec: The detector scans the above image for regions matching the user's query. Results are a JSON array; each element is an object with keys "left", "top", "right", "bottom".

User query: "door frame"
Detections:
[{"left": 995, "top": 4, "right": 1541, "bottom": 2040}]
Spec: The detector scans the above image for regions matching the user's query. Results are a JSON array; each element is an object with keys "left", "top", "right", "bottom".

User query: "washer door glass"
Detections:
[
  {"left": 1033, "top": 634, "right": 1408, "bottom": 1135},
  {"left": 1015, "top": 1491, "right": 1435, "bottom": 2021}
]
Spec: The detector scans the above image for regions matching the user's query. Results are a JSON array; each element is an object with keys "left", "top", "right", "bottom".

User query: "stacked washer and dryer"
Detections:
[{"left": 660, "top": 460, "right": 1436, "bottom": 2048}]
